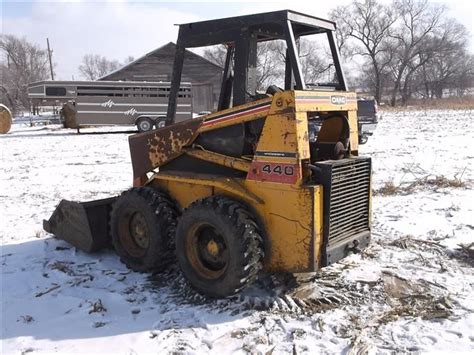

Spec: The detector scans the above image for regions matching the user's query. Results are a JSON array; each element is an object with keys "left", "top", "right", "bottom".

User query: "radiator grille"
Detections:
[{"left": 315, "top": 157, "right": 371, "bottom": 265}]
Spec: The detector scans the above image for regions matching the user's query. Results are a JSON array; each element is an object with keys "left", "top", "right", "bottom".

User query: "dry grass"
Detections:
[
  {"left": 377, "top": 295, "right": 454, "bottom": 323},
  {"left": 88, "top": 299, "right": 107, "bottom": 314},
  {"left": 49, "top": 261, "right": 75, "bottom": 276},
  {"left": 381, "top": 96, "right": 474, "bottom": 111},
  {"left": 388, "top": 234, "right": 445, "bottom": 253},
  {"left": 458, "top": 242, "right": 474, "bottom": 257},
  {"left": 374, "top": 180, "right": 399, "bottom": 196},
  {"left": 375, "top": 174, "right": 468, "bottom": 196},
  {"left": 419, "top": 175, "right": 466, "bottom": 188},
  {"left": 454, "top": 242, "right": 474, "bottom": 266}
]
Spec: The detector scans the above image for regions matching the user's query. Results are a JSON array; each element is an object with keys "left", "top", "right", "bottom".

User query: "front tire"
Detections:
[
  {"left": 110, "top": 187, "right": 178, "bottom": 272},
  {"left": 176, "top": 196, "right": 264, "bottom": 298}
]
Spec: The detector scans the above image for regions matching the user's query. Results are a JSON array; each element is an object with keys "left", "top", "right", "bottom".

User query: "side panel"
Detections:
[
  {"left": 245, "top": 181, "right": 319, "bottom": 272},
  {"left": 152, "top": 176, "right": 323, "bottom": 273},
  {"left": 313, "top": 186, "right": 324, "bottom": 270},
  {"left": 75, "top": 95, "right": 192, "bottom": 125},
  {"left": 348, "top": 110, "right": 359, "bottom": 152},
  {"left": 247, "top": 92, "right": 305, "bottom": 186},
  {"left": 151, "top": 179, "right": 212, "bottom": 210}
]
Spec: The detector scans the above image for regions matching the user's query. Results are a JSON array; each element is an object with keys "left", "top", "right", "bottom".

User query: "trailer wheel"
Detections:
[
  {"left": 136, "top": 117, "right": 153, "bottom": 132},
  {"left": 358, "top": 135, "right": 368, "bottom": 145},
  {"left": 155, "top": 118, "right": 166, "bottom": 129},
  {"left": 176, "top": 196, "right": 264, "bottom": 298},
  {"left": 110, "top": 187, "right": 178, "bottom": 272}
]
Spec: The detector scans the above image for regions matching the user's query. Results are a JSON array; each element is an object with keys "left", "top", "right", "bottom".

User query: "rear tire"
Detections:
[
  {"left": 136, "top": 117, "right": 153, "bottom": 132},
  {"left": 176, "top": 196, "right": 264, "bottom": 298},
  {"left": 155, "top": 118, "right": 166, "bottom": 129},
  {"left": 110, "top": 187, "right": 178, "bottom": 272}
]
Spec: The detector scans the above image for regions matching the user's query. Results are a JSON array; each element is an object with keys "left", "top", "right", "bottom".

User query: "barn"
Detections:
[{"left": 99, "top": 42, "right": 223, "bottom": 113}]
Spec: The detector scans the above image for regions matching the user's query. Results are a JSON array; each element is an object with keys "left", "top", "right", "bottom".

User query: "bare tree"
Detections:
[
  {"left": 78, "top": 54, "right": 121, "bottom": 80},
  {"left": 330, "top": 0, "right": 398, "bottom": 103},
  {"left": 330, "top": 5, "right": 355, "bottom": 58},
  {"left": 0, "top": 34, "right": 50, "bottom": 113},
  {"left": 387, "top": 0, "right": 445, "bottom": 105},
  {"left": 203, "top": 40, "right": 332, "bottom": 91},
  {"left": 203, "top": 42, "right": 285, "bottom": 90},
  {"left": 256, "top": 41, "right": 286, "bottom": 90},
  {"left": 299, "top": 40, "right": 335, "bottom": 85},
  {"left": 123, "top": 55, "right": 135, "bottom": 64},
  {"left": 202, "top": 45, "right": 228, "bottom": 68},
  {"left": 455, "top": 56, "right": 474, "bottom": 96},
  {"left": 414, "top": 21, "right": 470, "bottom": 99}
]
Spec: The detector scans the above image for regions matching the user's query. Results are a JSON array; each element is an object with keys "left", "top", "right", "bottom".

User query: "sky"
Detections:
[{"left": 1, "top": 0, "right": 473, "bottom": 80}]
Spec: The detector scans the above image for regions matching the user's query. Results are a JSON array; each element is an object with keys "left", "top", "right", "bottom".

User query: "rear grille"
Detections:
[{"left": 315, "top": 157, "right": 371, "bottom": 265}]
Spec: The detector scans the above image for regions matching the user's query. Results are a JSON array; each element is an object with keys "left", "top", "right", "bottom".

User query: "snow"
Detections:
[{"left": 1, "top": 111, "right": 473, "bottom": 354}]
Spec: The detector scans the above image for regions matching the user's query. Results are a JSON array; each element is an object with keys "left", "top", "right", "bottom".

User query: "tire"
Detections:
[
  {"left": 359, "top": 135, "right": 368, "bottom": 145},
  {"left": 155, "top": 118, "right": 166, "bottom": 129},
  {"left": 110, "top": 187, "right": 178, "bottom": 272},
  {"left": 176, "top": 196, "right": 264, "bottom": 298},
  {"left": 136, "top": 117, "right": 153, "bottom": 132}
]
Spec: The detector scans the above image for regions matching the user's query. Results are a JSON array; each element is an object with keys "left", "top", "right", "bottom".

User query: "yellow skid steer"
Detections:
[{"left": 44, "top": 10, "right": 372, "bottom": 298}]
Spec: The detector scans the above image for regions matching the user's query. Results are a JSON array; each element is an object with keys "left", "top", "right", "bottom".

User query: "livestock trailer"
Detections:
[{"left": 27, "top": 80, "right": 193, "bottom": 131}]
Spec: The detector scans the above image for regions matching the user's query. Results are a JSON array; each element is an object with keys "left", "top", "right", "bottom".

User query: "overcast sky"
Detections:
[{"left": 1, "top": 0, "right": 473, "bottom": 80}]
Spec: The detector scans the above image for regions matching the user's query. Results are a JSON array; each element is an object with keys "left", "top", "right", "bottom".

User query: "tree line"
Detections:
[
  {"left": 1, "top": 0, "right": 472, "bottom": 113},
  {"left": 331, "top": 0, "right": 473, "bottom": 105},
  {"left": 203, "top": 0, "right": 473, "bottom": 106},
  {"left": 0, "top": 35, "right": 50, "bottom": 113}
]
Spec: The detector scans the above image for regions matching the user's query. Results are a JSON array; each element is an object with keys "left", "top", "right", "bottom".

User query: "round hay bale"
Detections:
[
  {"left": 0, "top": 104, "right": 12, "bottom": 134},
  {"left": 61, "top": 102, "right": 78, "bottom": 128}
]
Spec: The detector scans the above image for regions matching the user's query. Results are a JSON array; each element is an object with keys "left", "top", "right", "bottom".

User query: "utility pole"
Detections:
[
  {"left": 46, "top": 38, "right": 57, "bottom": 119},
  {"left": 46, "top": 38, "right": 54, "bottom": 80}
]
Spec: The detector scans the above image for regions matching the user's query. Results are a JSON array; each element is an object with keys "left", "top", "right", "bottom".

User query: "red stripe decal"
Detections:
[
  {"left": 296, "top": 98, "right": 357, "bottom": 103},
  {"left": 203, "top": 104, "right": 270, "bottom": 127}
]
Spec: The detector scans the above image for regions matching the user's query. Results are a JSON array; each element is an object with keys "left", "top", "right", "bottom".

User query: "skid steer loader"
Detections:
[{"left": 44, "top": 10, "right": 372, "bottom": 298}]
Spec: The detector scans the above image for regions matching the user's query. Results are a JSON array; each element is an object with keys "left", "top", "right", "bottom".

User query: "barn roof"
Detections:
[{"left": 98, "top": 42, "right": 223, "bottom": 81}]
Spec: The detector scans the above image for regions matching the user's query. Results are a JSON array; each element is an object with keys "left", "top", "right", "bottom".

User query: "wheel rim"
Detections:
[
  {"left": 119, "top": 211, "right": 150, "bottom": 257},
  {"left": 186, "top": 223, "right": 228, "bottom": 279},
  {"left": 139, "top": 120, "right": 151, "bottom": 131}
]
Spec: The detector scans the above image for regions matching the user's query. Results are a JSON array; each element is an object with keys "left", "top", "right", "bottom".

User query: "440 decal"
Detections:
[{"left": 247, "top": 162, "right": 300, "bottom": 184}]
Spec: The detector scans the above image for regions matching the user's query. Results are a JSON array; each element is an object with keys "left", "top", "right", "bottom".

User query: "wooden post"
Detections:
[{"left": 47, "top": 38, "right": 54, "bottom": 80}]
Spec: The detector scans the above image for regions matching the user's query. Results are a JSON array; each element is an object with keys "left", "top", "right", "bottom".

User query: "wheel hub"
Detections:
[
  {"left": 206, "top": 239, "right": 219, "bottom": 256},
  {"left": 187, "top": 224, "right": 229, "bottom": 278},
  {"left": 129, "top": 212, "right": 149, "bottom": 249}
]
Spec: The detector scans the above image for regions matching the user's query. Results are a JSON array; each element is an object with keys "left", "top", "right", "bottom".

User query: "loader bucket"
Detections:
[{"left": 43, "top": 197, "right": 116, "bottom": 253}]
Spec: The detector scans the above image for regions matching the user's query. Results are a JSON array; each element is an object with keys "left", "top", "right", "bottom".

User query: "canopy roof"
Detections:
[{"left": 178, "top": 10, "right": 337, "bottom": 47}]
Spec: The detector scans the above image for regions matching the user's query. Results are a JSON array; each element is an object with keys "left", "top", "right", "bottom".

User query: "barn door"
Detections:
[{"left": 191, "top": 83, "right": 213, "bottom": 113}]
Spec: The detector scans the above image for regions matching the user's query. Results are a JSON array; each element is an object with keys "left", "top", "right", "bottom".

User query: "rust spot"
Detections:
[{"left": 129, "top": 118, "right": 203, "bottom": 179}]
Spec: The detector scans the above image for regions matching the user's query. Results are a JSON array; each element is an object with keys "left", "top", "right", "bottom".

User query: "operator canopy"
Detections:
[{"left": 167, "top": 10, "right": 347, "bottom": 120}]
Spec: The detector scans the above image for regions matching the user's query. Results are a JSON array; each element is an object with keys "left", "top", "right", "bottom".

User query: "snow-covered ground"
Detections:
[{"left": 1, "top": 111, "right": 473, "bottom": 354}]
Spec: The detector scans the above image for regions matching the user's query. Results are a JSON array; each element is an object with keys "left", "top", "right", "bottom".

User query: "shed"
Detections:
[{"left": 99, "top": 42, "right": 223, "bottom": 113}]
